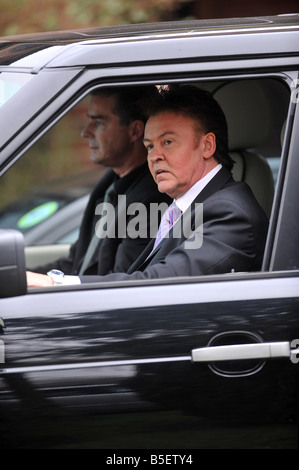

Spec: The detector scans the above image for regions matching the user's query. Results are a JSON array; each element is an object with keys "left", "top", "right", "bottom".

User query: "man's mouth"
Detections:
[
  {"left": 155, "top": 169, "right": 168, "bottom": 177},
  {"left": 89, "top": 140, "right": 99, "bottom": 150}
]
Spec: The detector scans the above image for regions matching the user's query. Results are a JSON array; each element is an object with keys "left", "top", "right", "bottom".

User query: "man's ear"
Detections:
[
  {"left": 202, "top": 132, "right": 217, "bottom": 159},
  {"left": 129, "top": 120, "right": 145, "bottom": 142}
]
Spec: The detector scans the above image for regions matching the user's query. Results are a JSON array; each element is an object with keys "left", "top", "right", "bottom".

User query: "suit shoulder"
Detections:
[{"left": 206, "top": 180, "right": 268, "bottom": 220}]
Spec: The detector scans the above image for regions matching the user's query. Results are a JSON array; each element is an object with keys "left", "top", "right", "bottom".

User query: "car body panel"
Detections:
[
  {"left": 46, "top": 29, "right": 299, "bottom": 69},
  {"left": 0, "top": 273, "right": 298, "bottom": 448}
]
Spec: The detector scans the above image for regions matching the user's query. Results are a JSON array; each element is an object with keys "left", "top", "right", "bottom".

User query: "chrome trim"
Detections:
[{"left": 0, "top": 355, "right": 191, "bottom": 375}]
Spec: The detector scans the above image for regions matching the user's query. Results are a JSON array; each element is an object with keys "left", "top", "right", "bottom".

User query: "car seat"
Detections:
[{"left": 214, "top": 80, "right": 275, "bottom": 218}]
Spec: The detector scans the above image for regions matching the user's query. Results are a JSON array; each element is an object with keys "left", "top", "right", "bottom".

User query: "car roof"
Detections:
[
  {"left": 1, "top": 14, "right": 299, "bottom": 68},
  {"left": 1, "top": 14, "right": 299, "bottom": 44}
]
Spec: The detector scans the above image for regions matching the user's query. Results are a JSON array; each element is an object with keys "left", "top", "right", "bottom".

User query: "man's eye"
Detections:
[{"left": 164, "top": 140, "right": 172, "bottom": 146}]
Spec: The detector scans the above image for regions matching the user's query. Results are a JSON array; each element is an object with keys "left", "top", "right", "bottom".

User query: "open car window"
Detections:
[{"left": 0, "top": 75, "right": 292, "bottom": 278}]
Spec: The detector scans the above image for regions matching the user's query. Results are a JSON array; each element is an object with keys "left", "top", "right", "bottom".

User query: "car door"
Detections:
[{"left": 0, "top": 272, "right": 298, "bottom": 449}]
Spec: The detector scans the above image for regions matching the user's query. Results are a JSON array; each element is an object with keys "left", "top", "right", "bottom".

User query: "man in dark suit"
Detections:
[
  {"left": 27, "top": 85, "right": 268, "bottom": 286},
  {"left": 33, "top": 85, "right": 171, "bottom": 280}
]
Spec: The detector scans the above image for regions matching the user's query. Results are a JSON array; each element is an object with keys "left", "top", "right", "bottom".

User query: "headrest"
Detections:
[{"left": 214, "top": 80, "right": 272, "bottom": 151}]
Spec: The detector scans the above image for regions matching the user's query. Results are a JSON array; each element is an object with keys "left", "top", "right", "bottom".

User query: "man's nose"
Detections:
[
  {"left": 148, "top": 146, "right": 164, "bottom": 163},
  {"left": 81, "top": 122, "right": 93, "bottom": 139}
]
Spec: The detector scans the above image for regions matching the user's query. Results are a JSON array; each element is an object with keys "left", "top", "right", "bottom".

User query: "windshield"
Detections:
[{"left": 0, "top": 72, "right": 34, "bottom": 107}]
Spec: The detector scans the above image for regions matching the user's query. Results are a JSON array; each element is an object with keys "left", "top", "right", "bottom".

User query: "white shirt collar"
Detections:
[{"left": 175, "top": 164, "right": 222, "bottom": 213}]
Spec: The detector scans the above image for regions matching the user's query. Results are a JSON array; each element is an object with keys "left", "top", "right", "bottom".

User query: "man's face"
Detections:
[
  {"left": 81, "top": 94, "right": 133, "bottom": 168},
  {"left": 144, "top": 111, "right": 215, "bottom": 199}
]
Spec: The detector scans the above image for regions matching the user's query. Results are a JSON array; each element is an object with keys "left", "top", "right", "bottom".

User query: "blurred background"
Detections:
[{"left": 0, "top": 0, "right": 298, "bottom": 36}]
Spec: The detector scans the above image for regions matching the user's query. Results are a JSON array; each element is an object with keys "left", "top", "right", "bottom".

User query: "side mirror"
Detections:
[{"left": 0, "top": 229, "right": 27, "bottom": 298}]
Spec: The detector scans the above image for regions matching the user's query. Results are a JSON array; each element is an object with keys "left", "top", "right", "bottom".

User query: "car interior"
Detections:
[
  {"left": 214, "top": 79, "right": 275, "bottom": 218},
  {"left": 0, "top": 76, "right": 291, "bottom": 272}
]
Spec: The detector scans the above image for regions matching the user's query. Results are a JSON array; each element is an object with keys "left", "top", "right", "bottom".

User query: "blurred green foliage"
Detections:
[{"left": 0, "top": 0, "right": 183, "bottom": 36}]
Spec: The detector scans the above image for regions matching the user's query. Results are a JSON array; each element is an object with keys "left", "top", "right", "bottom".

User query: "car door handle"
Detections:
[{"left": 192, "top": 341, "right": 292, "bottom": 363}]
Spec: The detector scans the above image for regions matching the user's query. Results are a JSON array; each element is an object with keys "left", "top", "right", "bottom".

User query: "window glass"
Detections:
[
  {"left": 0, "top": 96, "right": 101, "bottom": 243},
  {"left": 0, "top": 78, "right": 292, "bottom": 272},
  {"left": 0, "top": 72, "right": 33, "bottom": 107}
]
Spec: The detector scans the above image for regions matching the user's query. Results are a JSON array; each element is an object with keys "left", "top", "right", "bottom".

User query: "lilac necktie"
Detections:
[{"left": 152, "top": 201, "right": 182, "bottom": 251}]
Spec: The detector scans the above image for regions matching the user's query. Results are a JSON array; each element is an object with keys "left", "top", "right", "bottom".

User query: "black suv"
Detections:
[{"left": 0, "top": 15, "right": 299, "bottom": 449}]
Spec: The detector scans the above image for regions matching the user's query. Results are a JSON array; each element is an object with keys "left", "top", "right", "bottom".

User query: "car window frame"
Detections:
[
  {"left": 1, "top": 65, "right": 299, "bottom": 293},
  {"left": 266, "top": 89, "right": 299, "bottom": 271},
  {"left": 25, "top": 269, "right": 299, "bottom": 295}
]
